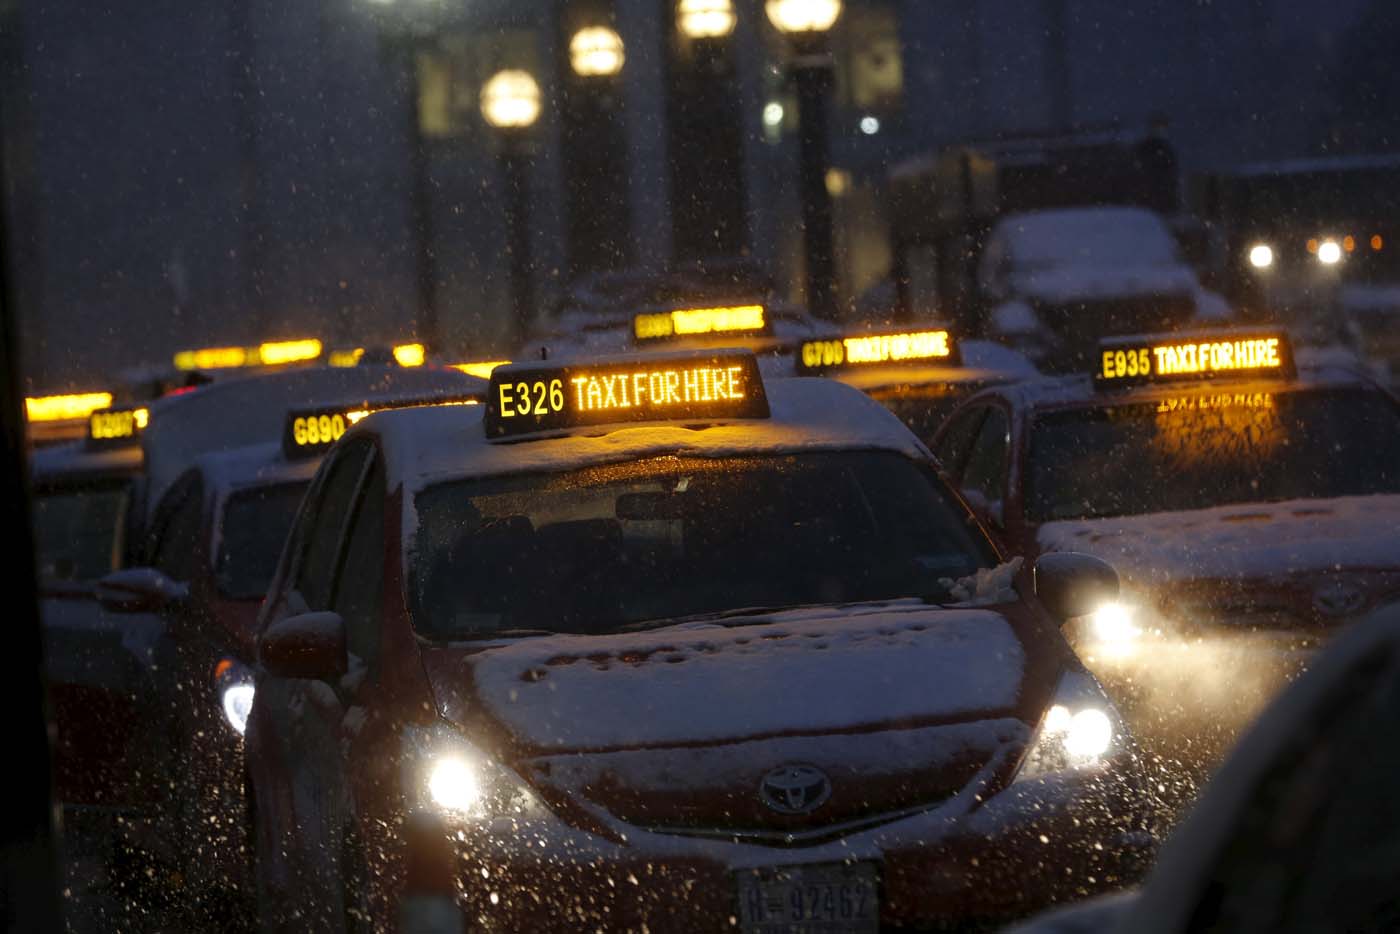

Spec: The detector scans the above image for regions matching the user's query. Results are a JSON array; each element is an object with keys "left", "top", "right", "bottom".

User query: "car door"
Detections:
[{"left": 248, "top": 439, "right": 374, "bottom": 925}]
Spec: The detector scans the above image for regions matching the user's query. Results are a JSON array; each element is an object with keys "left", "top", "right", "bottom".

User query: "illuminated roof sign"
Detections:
[
  {"left": 86, "top": 406, "right": 150, "bottom": 450},
  {"left": 795, "top": 328, "right": 959, "bottom": 375},
  {"left": 24, "top": 392, "right": 114, "bottom": 424},
  {"left": 633, "top": 305, "right": 769, "bottom": 343},
  {"left": 174, "top": 338, "right": 323, "bottom": 371},
  {"left": 282, "top": 396, "right": 479, "bottom": 459},
  {"left": 485, "top": 351, "right": 770, "bottom": 440},
  {"left": 1095, "top": 331, "right": 1296, "bottom": 389}
]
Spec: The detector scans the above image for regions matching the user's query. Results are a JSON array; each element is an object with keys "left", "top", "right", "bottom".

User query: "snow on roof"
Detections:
[
  {"left": 463, "top": 604, "right": 1026, "bottom": 751},
  {"left": 189, "top": 441, "right": 320, "bottom": 498},
  {"left": 1038, "top": 494, "right": 1400, "bottom": 587},
  {"left": 992, "top": 206, "right": 1181, "bottom": 267},
  {"left": 30, "top": 440, "right": 143, "bottom": 481},
  {"left": 360, "top": 376, "right": 931, "bottom": 494},
  {"left": 140, "top": 366, "right": 484, "bottom": 515},
  {"left": 1230, "top": 152, "right": 1400, "bottom": 178}
]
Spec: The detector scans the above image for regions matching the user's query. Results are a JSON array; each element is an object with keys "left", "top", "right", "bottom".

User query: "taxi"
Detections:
[
  {"left": 93, "top": 386, "right": 482, "bottom": 911},
  {"left": 245, "top": 350, "right": 1156, "bottom": 933},
  {"left": 931, "top": 329, "right": 1400, "bottom": 774},
  {"left": 792, "top": 324, "right": 1039, "bottom": 442}
]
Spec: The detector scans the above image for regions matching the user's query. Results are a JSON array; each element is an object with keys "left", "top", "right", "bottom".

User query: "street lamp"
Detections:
[
  {"left": 768, "top": 0, "right": 842, "bottom": 319},
  {"left": 481, "top": 70, "right": 541, "bottom": 345},
  {"left": 570, "top": 26, "right": 626, "bottom": 78},
  {"left": 678, "top": 0, "right": 736, "bottom": 39}
]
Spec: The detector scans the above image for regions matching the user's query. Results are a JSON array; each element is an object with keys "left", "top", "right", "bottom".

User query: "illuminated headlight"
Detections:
[
  {"left": 1248, "top": 244, "right": 1274, "bottom": 269},
  {"left": 213, "top": 658, "right": 255, "bottom": 736},
  {"left": 1014, "top": 670, "right": 1125, "bottom": 782},
  {"left": 1317, "top": 240, "right": 1343, "bottom": 265},
  {"left": 405, "top": 727, "right": 547, "bottom": 824},
  {"left": 1086, "top": 601, "right": 1143, "bottom": 655}
]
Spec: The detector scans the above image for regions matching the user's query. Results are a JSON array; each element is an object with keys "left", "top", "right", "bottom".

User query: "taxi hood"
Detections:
[
  {"left": 1038, "top": 494, "right": 1400, "bottom": 621},
  {"left": 424, "top": 603, "right": 1034, "bottom": 755},
  {"left": 422, "top": 603, "right": 1048, "bottom": 834}
]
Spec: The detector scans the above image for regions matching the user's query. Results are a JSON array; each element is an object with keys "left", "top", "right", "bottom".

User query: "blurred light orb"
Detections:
[
  {"left": 1317, "top": 240, "right": 1343, "bottom": 265},
  {"left": 1088, "top": 601, "right": 1142, "bottom": 653},
  {"left": 678, "top": 0, "right": 736, "bottom": 39},
  {"left": 763, "top": 101, "right": 785, "bottom": 128},
  {"left": 765, "top": 0, "right": 842, "bottom": 34},
  {"left": 481, "top": 70, "right": 542, "bottom": 129},
  {"left": 1063, "top": 709, "right": 1113, "bottom": 761},
  {"left": 570, "top": 27, "right": 626, "bottom": 78},
  {"left": 859, "top": 115, "right": 880, "bottom": 135},
  {"left": 1248, "top": 244, "right": 1274, "bottom": 269}
]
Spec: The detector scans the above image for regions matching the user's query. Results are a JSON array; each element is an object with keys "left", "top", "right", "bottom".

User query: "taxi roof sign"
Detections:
[
  {"left": 633, "top": 305, "right": 769, "bottom": 344},
  {"left": 1095, "top": 330, "right": 1296, "bottom": 389},
  {"left": 795, "top": 328, "right": 960, "bottom": 375},
  {"left": 283, "top": 396, "right": 479, "bottom": 459},
  {"left": 86, "top": 406, "right": 150, "bottom": 450},
  {"left": 485, "top": 350, "right": 769, "bottom": 440},
  {"left": 25, "top": 392, "right": 114, "bottom": 424}
]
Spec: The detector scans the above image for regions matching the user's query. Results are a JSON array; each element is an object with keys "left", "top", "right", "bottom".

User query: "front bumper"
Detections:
[{"left": 445, "top": 768, "right": 1155, "bottom": 932}]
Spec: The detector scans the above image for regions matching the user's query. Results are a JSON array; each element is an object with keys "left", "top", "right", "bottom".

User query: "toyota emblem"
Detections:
[
  {"left": 758, "top": 765, "right": 832, "bottom": 815},
  {"left": 1314, "top": 579, "right": 1367, "bottom": 618}
]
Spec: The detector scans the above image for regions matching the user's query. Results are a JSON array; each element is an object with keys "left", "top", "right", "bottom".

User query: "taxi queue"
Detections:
[{"left": 22, "top": 302, "right": 1400, "bottom": 933}]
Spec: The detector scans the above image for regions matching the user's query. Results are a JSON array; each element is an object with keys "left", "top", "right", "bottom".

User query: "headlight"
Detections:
[
  {"left": 213, "top": 657, "right": 255, "bottom": 736},
  {"left": 1014, "top": 669, "right": 1126, "bottom": 782},
  {"left": 1317, "top": 240, "right": 1343, "bottom": 265},
  {"left": 1085, "top": 601, "right": 1143, "bottom": 656},
  {"left": 1248, "top": 244, "right": 1274, "bottom": 269},
  {"left": 405, "top": 727, "right": 547, "bottom": 824}
]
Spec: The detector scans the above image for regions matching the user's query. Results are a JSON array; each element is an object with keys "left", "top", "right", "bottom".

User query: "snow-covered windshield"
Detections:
[
  {"left": 32, "top": 483, "right": 129, "bottom": 584},
  {"left": 1028, "top": 388, "right": 1400, "bottom": 522},
  {"left": 998, "top": 207, "right": 1183, "bottom": 269},
  {"left": 214, "top": 482, "right": 308, "bottom": 599},
  {"left": 411, "top": 452, "right": 992, "bottom": 639}
]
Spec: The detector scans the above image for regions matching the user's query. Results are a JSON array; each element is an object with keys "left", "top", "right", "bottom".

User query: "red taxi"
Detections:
[
  {"left": 931, "top": 329, "right": 1400, "bottom": 773},
  {"left": 246, "top": 350, "right": 1156, "bottom": 933}
]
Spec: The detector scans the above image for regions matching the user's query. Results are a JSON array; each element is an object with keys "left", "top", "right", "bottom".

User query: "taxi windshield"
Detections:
[
  {"left": 215, "top": 482, "right": 309, "bottom": 599},
  {"left": 411, "top": 451, "right": 992, "bottom": 639},
  {"left": 32, "top": 482, "right": 129, "bottom": 584},
  {"left": 1027, "top": 387, "right": 1400, "bottom": 522}
]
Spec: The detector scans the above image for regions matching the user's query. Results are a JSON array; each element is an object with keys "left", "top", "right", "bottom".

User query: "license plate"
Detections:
[{"left": 735, "top": 862, "right": 879, "bottom": 934}]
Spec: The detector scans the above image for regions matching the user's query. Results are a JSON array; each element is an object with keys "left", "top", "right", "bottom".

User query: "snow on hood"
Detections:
[
  {"left": 1010, "top": 263, "right": 1199, "bottom": 305},
  {"left": 457, "top": 603, "right": 1026, "bottom": 753},
  {"left": 1037, "top": 494, "right": 1400, "bottom": 587}
]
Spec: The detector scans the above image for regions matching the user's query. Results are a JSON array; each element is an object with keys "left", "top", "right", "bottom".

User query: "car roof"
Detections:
[
  {"left": 30, "top": 439, "right": 143, "bottom": 482},
  {"left": 186, "top": 441, "right": 320, "bottom": 502},
  {"left": 820, "top": 338, "right": 1041, "bottom": 393},
  {"left": 354, "top": 376, "right": 930, "bottom": 496},
  {"left": 140, "top": 365, "right": 486, "bottom": 513},
  {"left": 971, "top": 353, "right": 1384, "bottom": 416}
]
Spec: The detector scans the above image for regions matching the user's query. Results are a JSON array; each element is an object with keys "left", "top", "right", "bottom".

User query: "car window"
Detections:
[
  {"left": 960, "top": 407, "right": 1010, "bottom": 523},
  {"left": 933, "top": 406, "right": 987, "bottom": 478},
  {"left": 295, "top": 442, "right": 372, "bottom": 612},
  {"left": 148, "top": 472, "right": 204, "bottom": 583},
  {"left": 215, "top": 482, "right": 311, "bottom": 600},
  {"left": 32, "top": 482, "right": 129, "bottom": 583},
  {"left": 331, "top": 455, "right": 385, "bottom": 671},
  {"left": 411, "top": 452, "right": 993, "bottom": 640}
]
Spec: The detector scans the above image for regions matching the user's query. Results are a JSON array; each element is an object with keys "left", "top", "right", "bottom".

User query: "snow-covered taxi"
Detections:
[
  {"left": 92, "top": 386, "right": 482, "bottom": 910},
  {"left": 245, "top": 349, "right": 1156, "bottom": 932},
  {"left": 931, "top": 328, "right": 1400, "bottom": 773},
  {"left": 792, "top": 324, "right": 1039, "bottom": 442}
]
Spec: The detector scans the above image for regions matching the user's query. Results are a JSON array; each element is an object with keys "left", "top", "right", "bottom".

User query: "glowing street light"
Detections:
[
  {"left": 481, "top": 69, "right": 541, "bottom": 343},
  {"left": 1248, "top": 244, "right": 1274, "bottom": 270},
  {"left": 678, "top": 0, "right": 737, "bottom": 39},
  {"left": 1317, "top": 239, "right": 1343, "bottom": 266},
  {"left": 570, "top": 26, "right": 625, "bottom": 78},
  {"left": 480, "top": 70, "right": 542, "bottom": 130},
  {"left": 768, "top": 0, "right": 844, "bottom": 319},
  {"left": 765, "top": 0, "right": 843, "bottom": 36}
]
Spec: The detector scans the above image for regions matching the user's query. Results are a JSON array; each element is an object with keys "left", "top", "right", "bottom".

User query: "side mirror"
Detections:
[
  {"left": 95, "top": 568, "right": 190, "bottom": 613},
  {"left": 1033, "top": 552, "right": 1119, "bottom": 625},
  {"left": 258, "top": 611, "right": 347, "bottom": 681}
]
